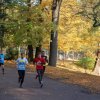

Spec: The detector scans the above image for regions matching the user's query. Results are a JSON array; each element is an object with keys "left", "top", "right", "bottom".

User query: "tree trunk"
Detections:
[
  {"left": 28, "top": 45, "right": 33, "bottom": 62},
  {"left": 35, "top": 45, "right": 42, "bottom": 58},
  {"left": 49, "top": 0, "right": 62, "bottom": 67},
  {"left": 0, "top": 47, "right": 2, "bottom": 52},
  {"left": 27, "top": 0, "right": 33, "bottom": 62},
  {"left": 93, "top": 50, "right": 100, "bottom": 75},
  {"left": 34, "top": 0, "right": 42, "bottom": 58},
  {"left": 0, "top": 0, "right": 6, "bottom": 50},
  {"left": 40, "top": 0, "right": 42, "bottom": 4},
  {"left": 93, "top": 49, "right": 100, "bottom": 71}
]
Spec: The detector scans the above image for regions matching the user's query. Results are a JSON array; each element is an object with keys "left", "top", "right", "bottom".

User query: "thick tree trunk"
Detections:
[
  {"left": 49, "top": 31, "right": 58, "bottom": 66},
  {"left": 49, "top": 0, "right": 62, "bottom": 67}
]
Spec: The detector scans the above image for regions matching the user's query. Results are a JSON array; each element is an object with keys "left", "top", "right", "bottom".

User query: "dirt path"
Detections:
[{"left": 0, "top": 67, "right": 100, "bottom": 100}]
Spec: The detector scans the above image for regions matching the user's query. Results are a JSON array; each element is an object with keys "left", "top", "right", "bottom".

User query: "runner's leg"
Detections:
[
  {"left": 42, "top": 66, "right": 46, "bottom": 76},
  {"left": 18, "top": 70, "right": 21, "bottom": 83},
  {"left": 20, "top": 70, "right": 25, "bottom": 87},
  {"left": 2, "top": 64, "right": 4, "bottom": 75},
  {"left": 40, "top": 69, "right": 44, "bottom": 88},
  {"left": 37, "top": 70, "right": 41, "bottom": 84}
]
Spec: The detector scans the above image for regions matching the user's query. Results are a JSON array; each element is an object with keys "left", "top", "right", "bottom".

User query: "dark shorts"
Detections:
[
  {"left": 0, "top": 63, "right": 4, "bottom": 66},
  {"left": 18, "top": 70, "right": 25, "bottom": 77}
]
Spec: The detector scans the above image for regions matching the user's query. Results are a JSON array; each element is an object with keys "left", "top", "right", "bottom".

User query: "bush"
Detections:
[
  {"left": 5, "top": 47, "right": 18, "bottom": 60},
  {"left": 77, "top": 57, "right": 95, "bottom": 70}
]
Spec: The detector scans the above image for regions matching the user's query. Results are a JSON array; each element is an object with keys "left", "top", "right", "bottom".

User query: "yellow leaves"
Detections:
[
  {"left": 58, "top": 32, "right": 81, "bottom": 51},
  {"left": 41, "top": 0, "right": 52, "bottom": 7},
  {"left": 59, "top": 25, "right": 65, "bottom": 32},
  {"left": 58, "top": 21, "right": 99, "bottom": 52},
  {"left": 57, "top": 0, "right": 100, "bottom": 53}
]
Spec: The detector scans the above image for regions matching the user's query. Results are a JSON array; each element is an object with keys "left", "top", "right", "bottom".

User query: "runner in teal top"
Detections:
[
  {"left": 0, "top": 51, "right": 5, "bottom": 75},
  {"left": 16, "top": 53, "right": 28, "bottom": 88}
]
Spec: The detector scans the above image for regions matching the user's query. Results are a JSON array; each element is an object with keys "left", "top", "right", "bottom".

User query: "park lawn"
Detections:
[{"left": 5, "top": 60, "right": 100, "bottom": 93}]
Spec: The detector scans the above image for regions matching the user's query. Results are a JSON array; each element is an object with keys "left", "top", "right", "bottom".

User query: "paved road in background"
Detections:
[{"left": 0, "top": 67, "right": 100, "bottom": 100}]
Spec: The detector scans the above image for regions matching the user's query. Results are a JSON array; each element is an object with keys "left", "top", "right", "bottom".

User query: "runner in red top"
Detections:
[
  {"left": 41, "top": 51, "right": 48, "bottom": 75},
  {"left": 33, "top": 53, "right": 46, "bottom": 88}
]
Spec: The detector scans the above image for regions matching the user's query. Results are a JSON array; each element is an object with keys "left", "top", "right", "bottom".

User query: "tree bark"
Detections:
[
  {"left": 34, "top": 0, "right": 43, "bottom": 58},
  {"left": 28, "top": 45, "right": 33, "bottom": 62},
  {"left": 35, "top": 45, "right": 42, "bottom": 58},
  {"left": 40, "top": 0, "right": 42, "bottom": 4},
  {"left": 0, "top": 0, "right": 6, "bottom": 50},
  {"left": 93, "top": 49, "right": 100, "bottom": 71},
  {"left": 27, "top": 0, "right": 33, "bottom": 62},
  {"left": 49, "top": 0, "right": 62, "bottom": 67}
]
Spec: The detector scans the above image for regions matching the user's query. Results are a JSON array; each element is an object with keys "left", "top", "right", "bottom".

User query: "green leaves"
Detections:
[
  {"left": 79, "top": 0, "right": 100, "bottom": 27},
  {"left": 3, "top": 2, "right": 52, "bottom": 47},
  {"left": 77, "top": 57, "right": 95, "bottom": 69}
]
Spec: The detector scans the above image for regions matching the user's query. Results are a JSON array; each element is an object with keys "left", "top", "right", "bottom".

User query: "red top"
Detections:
[{"left": 33, "top": 57, "right": 46, "bottom": 69}]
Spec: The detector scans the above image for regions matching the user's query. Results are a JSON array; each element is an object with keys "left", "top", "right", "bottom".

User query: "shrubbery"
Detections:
[
  {"left": 5, "top": 47, "right": 18, "bottom": 60},
  {"left": 77, "top": 57, "right": 95, "bottom": 70}
]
